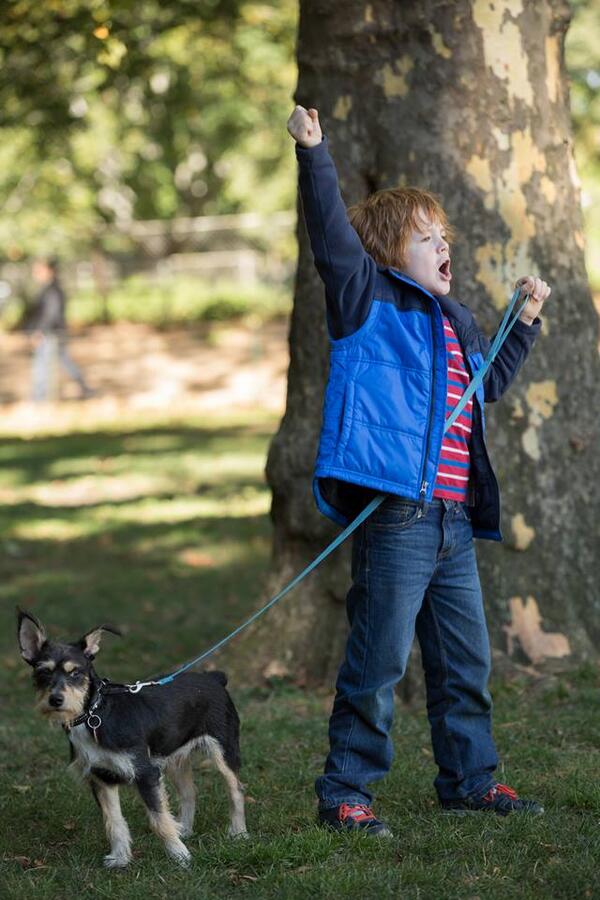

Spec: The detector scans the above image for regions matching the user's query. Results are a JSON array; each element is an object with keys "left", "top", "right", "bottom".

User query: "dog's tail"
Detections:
[{"left": 207, "top": 669, "right": 228, "bottom": 686}]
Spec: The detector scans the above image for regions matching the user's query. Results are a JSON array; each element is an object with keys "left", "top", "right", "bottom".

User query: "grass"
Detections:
[{"left": 0, "top": 408, "right": 599, "bottom": 899}]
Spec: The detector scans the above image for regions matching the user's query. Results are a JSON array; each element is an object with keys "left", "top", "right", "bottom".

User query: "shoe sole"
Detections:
[{"left": 319, "top": 822, "right": 394, "bottom": 838}]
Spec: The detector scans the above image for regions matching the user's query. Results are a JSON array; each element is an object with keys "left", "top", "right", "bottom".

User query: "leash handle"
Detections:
[{"left": 145, "top": 288, "right": 529, "bottom": 686}]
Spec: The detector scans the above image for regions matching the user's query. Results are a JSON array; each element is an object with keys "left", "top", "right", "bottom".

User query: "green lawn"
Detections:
[{"left": 0, "top": 410, "right": 598, "bottom": 899}]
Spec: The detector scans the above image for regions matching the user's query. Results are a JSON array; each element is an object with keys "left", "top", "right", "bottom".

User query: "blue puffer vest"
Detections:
[
  {"left": 296, "top": 136, "right": 541, "bottom": 542},
  {"left": 314, "top": 273, "right": 494, "bottom": 534}
]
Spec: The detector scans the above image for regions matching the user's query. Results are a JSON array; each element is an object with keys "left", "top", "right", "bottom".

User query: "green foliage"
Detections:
[
  {"left": 566, "top": 0, "right": 600, "bottom": 287},
  {"left": 0, "top": 0, "right": 597, "bottom": 291},
  {"left": 0, "top": 1, "right": 297, "bottom": 259},
  {"left": 80, "top": 276, "right": 291, "bottom": 325},
  {"left": 3, "top": 275, "right": 292, "bottom": 328}
]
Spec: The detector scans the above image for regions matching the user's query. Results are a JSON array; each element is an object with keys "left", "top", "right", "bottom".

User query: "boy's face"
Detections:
[{"left": 401, "top": 210, "right": 451, "bottom": 296}]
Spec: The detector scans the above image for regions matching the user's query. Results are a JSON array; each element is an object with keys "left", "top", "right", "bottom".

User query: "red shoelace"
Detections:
[
  {"left": 338, "top": 803, "right": 376, "bottom": 823},
  {"left": 482, "top": 783, "right": 518, "bottom": 803}
]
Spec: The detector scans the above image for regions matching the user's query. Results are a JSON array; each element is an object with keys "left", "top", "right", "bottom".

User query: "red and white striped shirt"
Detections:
[{"left": 433, "top": 316, "right": 472, "bottom": 502}]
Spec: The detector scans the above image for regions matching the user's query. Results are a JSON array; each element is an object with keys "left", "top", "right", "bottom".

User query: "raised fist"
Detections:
[{"left": 287, "top": 105, "right": 322, "bottom": 148}]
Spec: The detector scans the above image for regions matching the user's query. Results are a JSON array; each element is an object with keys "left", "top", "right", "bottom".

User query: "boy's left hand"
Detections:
[{"left": 515, "top": 275, "right": 551, "bottom": 325}]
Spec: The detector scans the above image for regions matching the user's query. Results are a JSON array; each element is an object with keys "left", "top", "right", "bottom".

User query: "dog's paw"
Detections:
[
  {"left": 167, "top": 842, "right": 191, "bottom": 867},
  {"left": 228, "top": 827, "right": 249, "bottom": 840},
  {"left": 103, "top": 852, "right": 131, "bottom": 869}
]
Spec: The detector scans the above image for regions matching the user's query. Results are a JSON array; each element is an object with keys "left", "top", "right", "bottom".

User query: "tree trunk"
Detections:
[{"left": 232, "top": 0, "right": 599, "bottom": 689}]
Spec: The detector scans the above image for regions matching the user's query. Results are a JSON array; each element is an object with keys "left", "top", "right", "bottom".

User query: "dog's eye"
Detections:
[
  {"left": 62, "top": 667, "right": 83, "bottom": 678},
  {"left": 34, "top": 668, "right": 52, "bottom": 684}
]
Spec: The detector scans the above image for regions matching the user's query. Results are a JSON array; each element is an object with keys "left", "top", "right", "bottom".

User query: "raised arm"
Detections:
[{"left": 288, "top": 106, "right": 377, "bottom": 339}]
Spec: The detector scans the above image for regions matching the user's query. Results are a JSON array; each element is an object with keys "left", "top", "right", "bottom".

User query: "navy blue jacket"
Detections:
[{"left": 296, "top": 137, "right": 541, "bottom": 541}]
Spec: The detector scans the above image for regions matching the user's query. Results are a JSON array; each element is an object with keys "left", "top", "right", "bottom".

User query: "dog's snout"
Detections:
[{"left": 49, "top": 694, "right": 64, "bottom": 708}]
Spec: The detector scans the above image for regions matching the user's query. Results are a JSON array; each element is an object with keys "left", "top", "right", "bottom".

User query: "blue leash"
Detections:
[{"left": 127, "top": 288, "right": 529, "bottom": 692}]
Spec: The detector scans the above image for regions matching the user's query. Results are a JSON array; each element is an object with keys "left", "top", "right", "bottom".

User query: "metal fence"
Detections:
[{"left": 0, "top": 210, "right": 297, "bottom": 309}]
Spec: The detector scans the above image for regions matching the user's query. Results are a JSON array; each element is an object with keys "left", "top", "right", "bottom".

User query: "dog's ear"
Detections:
[
  {"left": 79, "top": 624, "right": 121, "bottom": 659},
  {"left": 17, "top": 608, "right": 47, "bottom": 665}
]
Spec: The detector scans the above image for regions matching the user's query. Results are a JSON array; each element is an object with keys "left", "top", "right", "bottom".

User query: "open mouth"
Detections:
[{"left": 438, "top": 259, "right": 451, "bottom": 281}]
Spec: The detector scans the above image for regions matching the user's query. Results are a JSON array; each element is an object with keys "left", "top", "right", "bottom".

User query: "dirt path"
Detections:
[{"left": 0, "top": 320, "right": 289, "bottom": 433}]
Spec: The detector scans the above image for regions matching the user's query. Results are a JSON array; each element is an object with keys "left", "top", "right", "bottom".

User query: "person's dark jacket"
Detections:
[
  {"left": 30, "top": 279, "right": 66, "bottom": 334},
  {"left": 296, "top": 136, "right": 541, "bottom": 541}
]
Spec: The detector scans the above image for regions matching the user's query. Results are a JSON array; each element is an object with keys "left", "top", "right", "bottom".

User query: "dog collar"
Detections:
[{"left": 64, "top": 679, "right": 129, "bottom": 741}]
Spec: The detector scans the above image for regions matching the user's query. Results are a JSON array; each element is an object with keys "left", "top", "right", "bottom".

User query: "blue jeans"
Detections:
[
  {"left": 32, "top": 334, "right": 89, "bottom": 401},
  {"left": 316, "top": 497, "right": 499, "bottom": 808}
]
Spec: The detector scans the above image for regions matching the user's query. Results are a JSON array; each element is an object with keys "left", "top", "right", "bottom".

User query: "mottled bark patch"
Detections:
[
  {"left": 504, "top": 596, "right": 571, "bottom": 664},
  {"left": 510, "top": 513, "right": 535, "bottom": 551}
]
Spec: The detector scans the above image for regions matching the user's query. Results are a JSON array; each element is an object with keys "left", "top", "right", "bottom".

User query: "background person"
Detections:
[{"left": 29, "top": 258, "right": 94, "bottom": 402}]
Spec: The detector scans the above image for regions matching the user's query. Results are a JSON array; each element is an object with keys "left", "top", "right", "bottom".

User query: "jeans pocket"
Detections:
[
  {"left": 457, "top": 503, "right": 472, "bottom": 522},
  {"left": 369, "top": 497, "right": 422, "bottom": 530}
]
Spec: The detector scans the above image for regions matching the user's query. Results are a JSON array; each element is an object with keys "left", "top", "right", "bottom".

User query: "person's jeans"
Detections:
[
  {"left": 316, "top": 497, "right": 498, "bottom": 808},
  {"left": 32, "top": 334, "right": 88, "bottom": 401}
]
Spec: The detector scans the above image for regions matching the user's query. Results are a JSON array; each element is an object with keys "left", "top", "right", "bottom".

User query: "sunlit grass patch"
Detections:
[{"left": 10, "top": 519, "right": 85, "bottom": 542}]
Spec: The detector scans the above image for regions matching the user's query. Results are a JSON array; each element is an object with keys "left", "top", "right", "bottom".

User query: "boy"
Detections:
[{"left": 287, "top": 105, "right": 550, "bottom": 836}]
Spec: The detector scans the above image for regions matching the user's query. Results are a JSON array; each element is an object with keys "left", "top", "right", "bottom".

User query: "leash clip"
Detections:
[{"left": 126, "top": 680, "right": 158, "bottom": 694}]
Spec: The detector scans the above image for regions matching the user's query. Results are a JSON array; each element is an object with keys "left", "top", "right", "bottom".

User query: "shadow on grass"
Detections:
[
  {"left": 2, "top": 419, "right": 600, "bottom": 899},
  {"left": 0, "top": 419, "right": 278, "bottom": 710},
  {"left": 0, "top": 421, "right": 273, "bottom": 479}
]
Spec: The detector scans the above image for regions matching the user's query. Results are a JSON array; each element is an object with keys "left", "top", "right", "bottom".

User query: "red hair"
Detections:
[{"left": 348, "top": 187, "right": 454, "bottom": 268}]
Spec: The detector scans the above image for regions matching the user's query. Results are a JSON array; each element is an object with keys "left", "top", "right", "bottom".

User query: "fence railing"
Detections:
[{"left": 0, "top": 210, "right": 297, "bottom": 303}]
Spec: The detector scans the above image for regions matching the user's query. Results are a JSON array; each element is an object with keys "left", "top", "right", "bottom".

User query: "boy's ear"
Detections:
[
  {"left": 17, "top": 608, "right": 47, "bottom": 665},
  {"left": 79, "top": 624, "right": 121, "bottom": 659}
]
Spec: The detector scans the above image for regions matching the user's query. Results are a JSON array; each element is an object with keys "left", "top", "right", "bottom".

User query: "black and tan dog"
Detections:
[{"left": 17, "top": 609, "right": 247, "bottom": 868}]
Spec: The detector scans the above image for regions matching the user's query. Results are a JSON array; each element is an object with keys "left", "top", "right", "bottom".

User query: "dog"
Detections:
[{"left": 17, "top": 608, "right": 247, "bottom": 867}]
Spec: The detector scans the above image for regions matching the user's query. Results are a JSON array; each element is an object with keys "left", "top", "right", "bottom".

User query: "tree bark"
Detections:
[{"left": 232, "top": 0, "right": 599, "bottom": 688}]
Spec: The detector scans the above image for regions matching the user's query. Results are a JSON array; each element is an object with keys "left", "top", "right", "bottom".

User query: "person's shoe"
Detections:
[
  {"left": 441, "top": 782, "right": 544, "bottom": 817},
  {"left": 319, "top": 802, "right": 393, "bottom": 836},
  {"left": 80, "top": 386, "right": 97, "bottom": 400}
]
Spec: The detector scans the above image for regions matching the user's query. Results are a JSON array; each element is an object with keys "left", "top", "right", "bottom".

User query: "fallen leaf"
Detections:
[{"left": 178, "top": 549, "right": 214, "bottom": 568}]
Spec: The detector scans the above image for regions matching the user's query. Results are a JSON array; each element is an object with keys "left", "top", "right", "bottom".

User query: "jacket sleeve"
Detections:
[
  {"left": 295, "top": 136, "right": 377, "bottom": 339},
  {"left": 477, "top": 315, "right": 542, "bottom": 402}
]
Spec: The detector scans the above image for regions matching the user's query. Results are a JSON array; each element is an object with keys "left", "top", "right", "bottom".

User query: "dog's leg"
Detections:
[
  {"left": 136, "top": 767, "right": 191, "bottom": 865},
  {"left": 91, "top": 778, "right": 132, "bottom": 868},
  {"left": 166, "top": 754, "right": 196, "bottom": 838},
  {"left": 207, "top": 740, "right": 248, "bottom": 838}
]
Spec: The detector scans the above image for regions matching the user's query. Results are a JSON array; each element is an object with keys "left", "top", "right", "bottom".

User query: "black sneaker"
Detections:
[
  {"left": 441, "top": 782, "right": 544, "bottom": 817},
  {"left": 319, "top": 802, "right": 393, "bottom": 836}
]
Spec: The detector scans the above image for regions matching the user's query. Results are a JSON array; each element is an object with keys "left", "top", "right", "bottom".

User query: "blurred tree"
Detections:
[
  {"left": 566, "top": 0, "right": 600, "bottom": 287},
  {"left": 237, "top": 0, "right": 600, "bottom": 688},
  {"left": 0, "top": 0, "right": 297, "bottom": 258}
]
